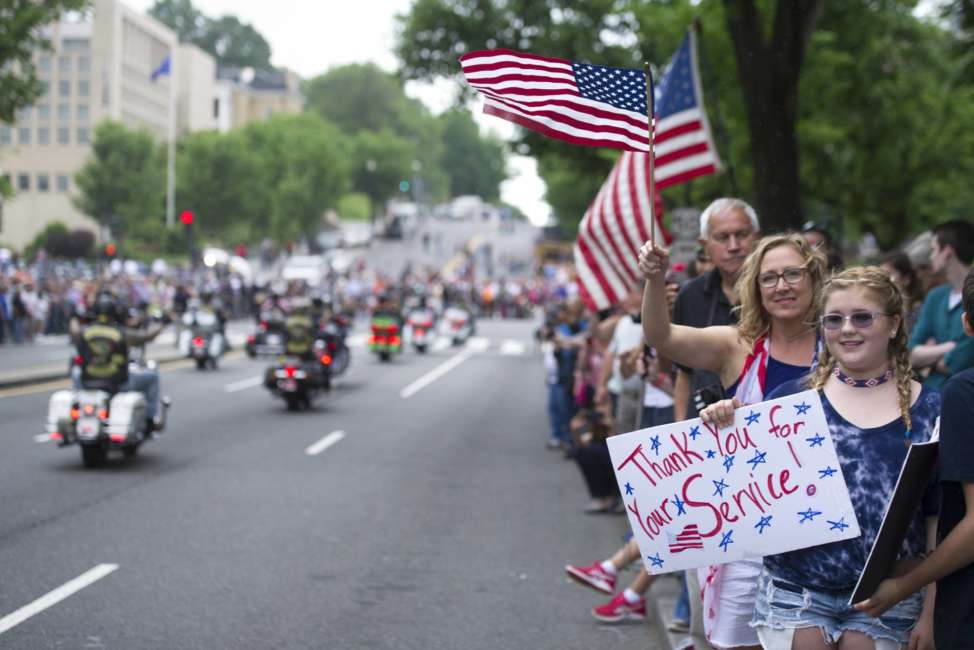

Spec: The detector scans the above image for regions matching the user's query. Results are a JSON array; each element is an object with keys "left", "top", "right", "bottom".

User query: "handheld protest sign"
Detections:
[{"left": 608, "top": 390, "right": 860, "bottom": 574}]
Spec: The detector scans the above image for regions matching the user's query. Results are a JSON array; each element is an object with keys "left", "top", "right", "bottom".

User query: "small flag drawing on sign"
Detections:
[{"left": 668, "top": 523, "right": 704, "bottom": 553}]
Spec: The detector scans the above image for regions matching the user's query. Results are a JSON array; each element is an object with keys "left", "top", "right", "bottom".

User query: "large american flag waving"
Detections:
[
  {"left": 459, "top": 50, "right": 653, "bottom": 152},
  {"left": 576, "top": 30, "right": 721, "bottom": 310}
]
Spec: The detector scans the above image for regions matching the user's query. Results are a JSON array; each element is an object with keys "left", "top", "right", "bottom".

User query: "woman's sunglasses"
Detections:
[{"left": 820, "top": 311, "right": 890, "bottom": 331}]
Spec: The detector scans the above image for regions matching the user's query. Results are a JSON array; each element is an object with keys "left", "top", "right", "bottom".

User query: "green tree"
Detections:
[
  {"left": 176, "top": 129, "right": 261, "bottom": 241},
  {"left": 336, "top": 193, "right": 371, "bottom": 221},
  {"left": 74, "top": 121, "right": 164, "bottom": 242},
  {"left": 347, "top": 129, "right": 416, "bottom": 213},
  {"left": 197, "top": 15, "right": 272, "bottom": 69},
  {"left": 147, "top": 0, "right": 205, "bottom": 43},
  {"left": 439, "top": 109, "right": 506, "bottom": 201},
  {"left": 0, "top": 0, "right": 87, "bottom": 125},
  {"left": 243, "top": 114, "right": 350, "bottom": 242},
  {"left": 149, "top": 0, "right": 272, "bottom": 69}
]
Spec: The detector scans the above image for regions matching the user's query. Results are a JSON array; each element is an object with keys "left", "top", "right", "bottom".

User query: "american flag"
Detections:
[
  {"left": 459, "top": 50, "right": 653, "bottom": 152},
  {"left": 668, "top": 523, "right": 705, "bottom": 553},
  {"left": 575, "top": 30, "right": 721, "bottom": 310}
]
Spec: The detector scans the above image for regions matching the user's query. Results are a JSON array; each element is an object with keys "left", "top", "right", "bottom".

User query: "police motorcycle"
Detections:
[
  {"left": 179, "top": 302, "right": 225, "bottom": 370},
  {"left": 46, "top": 294, "right": 171, "bottom": 468},
  {"left": 247, "top": 300, "right": 288, "bottom": 358},
  {"left": 406, "top": 305, "right": 436, "bottom": 354},
  {"left": 311, "top": 297, "right": 350, "bottom": 377},
  {"left": 440, "top": 304, "right": 475, "bottom": 346},
  {"left": 262, "top": 300, "right": 333, "bottom": 411},
  {"left": 369, "top": 293, "right": 403, "bottom": 362}
]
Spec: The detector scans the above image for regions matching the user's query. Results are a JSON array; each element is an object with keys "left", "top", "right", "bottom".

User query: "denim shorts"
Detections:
[{"left": 751, "top": 567, "right": 923, "bottom": 645}]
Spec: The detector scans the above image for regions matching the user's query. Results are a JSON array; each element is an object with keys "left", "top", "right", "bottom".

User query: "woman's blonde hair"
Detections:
[
  {"left": 806, "top": 266, "right": 914, "bottom": 431},
  {"left": 735, "top": 233, "right": 828, "bottom": 347}
]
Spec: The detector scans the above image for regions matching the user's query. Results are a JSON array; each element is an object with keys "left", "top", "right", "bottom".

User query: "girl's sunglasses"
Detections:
[{"left": 820, "top": 311, "right": 890, "bottom": 331}]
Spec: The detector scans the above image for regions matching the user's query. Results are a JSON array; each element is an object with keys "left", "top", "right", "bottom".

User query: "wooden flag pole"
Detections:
[{"left": 643, "top": 61, "right": 656, "bottom": 245}]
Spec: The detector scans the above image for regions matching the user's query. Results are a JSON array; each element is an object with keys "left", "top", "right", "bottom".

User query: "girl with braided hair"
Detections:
[{"left": 702, "top": 267, "right": 940, "bottom": 650}]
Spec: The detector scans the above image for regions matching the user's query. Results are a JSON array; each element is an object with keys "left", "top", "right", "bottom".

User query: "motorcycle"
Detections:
[
  {"left": 264, "top": 340, "right": 333, "bottom": 411},
  {"left": 47, "top": 356, "right": 171, "bottom": 468},
  {"left": 246, "top": 309, "right": 287, "bottom": 357},
  {"left": 179, "top": 310, "right": 224, "bottom": 370},
  {"left": 407, "top": 310, "right": 435, "bottom": 354},
  {"left": 369, "top": 315, "right": 402, "bottom": 362},
  {"left": 319, "top": 319, "right": 350, "bottom": 376},
  {"left": 441, "top": 307, "right": 474, "bottom": 346}
]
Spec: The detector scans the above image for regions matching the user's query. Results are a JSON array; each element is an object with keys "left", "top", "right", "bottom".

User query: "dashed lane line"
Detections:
[
  {"left": 223, "top": 375, "right": 264, "bottom": 393},
  {"left": 305, "top": 430, "right": 345, "bottom": 456},
  {"left": 0, "top": 564, "right": 119, "bottom": 635}
]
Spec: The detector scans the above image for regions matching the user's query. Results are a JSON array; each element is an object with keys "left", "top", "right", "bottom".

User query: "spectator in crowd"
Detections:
[
  {"left": 639, "top": 232, "right": 828, "bottom": 650},
  {"left": 854, "top": 267, "right": 974, "bottom": 647},
  {"left": 702, "top": 266, "right": 939, "bottom": 649},
  {"left": 596, "top": 289, "right": 646, "bottom": 434},
  {"left": 667, "top": 198, "right": 759, "bottom": 648},
  {"left": 801, "top": 221, "right": 844, "bottom": 271},
  {"left": 908, "top": 220, "right": 974, "bottom": 389},
  {"left": 880, "top": 251, "right": 924, "bottom": 334},
  {"left": 569, "top": 401, "right": 620, "bottom": 513},
  {"left": 0, "top": 281, "right": 8, "bottom": 343}
]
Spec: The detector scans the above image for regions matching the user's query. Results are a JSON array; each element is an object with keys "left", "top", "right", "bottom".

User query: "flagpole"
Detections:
[
  {"left": 165, "top": 53, "right": 176, "bottom": 229},
  {"left": 643, "top": 61, "right": 656, "bottom": 244}
]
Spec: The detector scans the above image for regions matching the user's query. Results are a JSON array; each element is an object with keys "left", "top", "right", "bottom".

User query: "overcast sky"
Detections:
[{"left": 127, "top": 0, "right": 551, "bottom": 225}]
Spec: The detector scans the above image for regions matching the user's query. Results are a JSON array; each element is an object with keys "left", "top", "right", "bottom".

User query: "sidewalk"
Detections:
[{"left": 0, "top": 321, "right": 251, "bottom": 389}]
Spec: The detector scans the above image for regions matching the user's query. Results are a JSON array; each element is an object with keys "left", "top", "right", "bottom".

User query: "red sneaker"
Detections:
[
  {"left": 591, "top": 592, "right": 647, "bottom": 623},
  {"left": 565, "top": 562, "right": 616, "bottom": 595}
]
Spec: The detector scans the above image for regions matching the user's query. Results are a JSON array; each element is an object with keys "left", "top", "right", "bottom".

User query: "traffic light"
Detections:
[
  {"left": 398, "top": 180, "right": 410, "bottom": 193},
  {"left": 104, "top": 243, "right": 117, "bottom": 257},
  {"left": 179, "top": 210, "right": 194, "bottom": 226}
]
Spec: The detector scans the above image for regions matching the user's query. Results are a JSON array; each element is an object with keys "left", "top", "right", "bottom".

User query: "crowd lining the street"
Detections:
[{"left": 542, "top": 202, "right": 974, "bottom": 650}]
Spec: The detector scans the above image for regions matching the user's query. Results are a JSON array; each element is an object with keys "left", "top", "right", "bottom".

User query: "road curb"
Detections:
[{"left": 0, "top": 350, "right": 245, "bottom": 390}]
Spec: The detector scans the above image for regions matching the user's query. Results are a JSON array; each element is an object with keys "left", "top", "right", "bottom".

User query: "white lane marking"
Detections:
[
  {"left": 431, "top": 336, "right": 451, "bottom": 352},
  {"left": 305, "top": 430, "right": 345, "bottom": 456},
  {"left": 346, "top": 334, "right": 368, "bottom": 349},
  {"left": 467, "top": 336, "right": 490, "bottom": 352},
  {"left": 0, "top": 564, "right": 118, "bottom": 635},
  {"left": 400, "top": 349, "right": 474, "bottom": 399},
  {"left": 224, "top": 375, "right": 264, "bottom": 393},
  {"left": 33, "top": 434, "right": 51, "bottom": 444},
  {"left": 499, "top": 339, "right": 526, "bottom": 356}
]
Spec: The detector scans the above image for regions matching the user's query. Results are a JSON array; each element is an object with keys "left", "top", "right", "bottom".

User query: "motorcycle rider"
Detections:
[
  {"left": 278, "top": 297, "right": 329, "bottom": 387},
  {"left": 69, "top": 291, "right": 168, "bottom": 433}
]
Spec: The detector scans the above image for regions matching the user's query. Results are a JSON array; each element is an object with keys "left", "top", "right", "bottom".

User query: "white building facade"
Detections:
[{"left": 0, "top": 0, "right": 215, "bottom": 249}]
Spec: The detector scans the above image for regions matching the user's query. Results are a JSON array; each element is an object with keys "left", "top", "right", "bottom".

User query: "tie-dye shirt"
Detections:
[{"left": 763, "top": 379, "right": 941, "bottom": 593}]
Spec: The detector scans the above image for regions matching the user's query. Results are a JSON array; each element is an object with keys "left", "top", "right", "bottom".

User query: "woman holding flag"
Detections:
[{"left": 638, "top": 232, "right": 827, "bottom": 649}]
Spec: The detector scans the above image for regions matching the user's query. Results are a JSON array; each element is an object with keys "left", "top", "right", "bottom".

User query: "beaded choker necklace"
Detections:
[{"left": 833, "top": 366, "right": 893, "bottom": 388}]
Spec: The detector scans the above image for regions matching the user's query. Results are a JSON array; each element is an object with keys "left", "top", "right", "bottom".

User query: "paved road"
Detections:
[{"left": 0, "top": 319, "right": 663, "bottom": 649}]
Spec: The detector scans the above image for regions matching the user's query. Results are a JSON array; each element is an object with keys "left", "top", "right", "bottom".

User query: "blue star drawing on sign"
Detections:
[
  {"left": 798, "top": 508, "right": 823, "bottom": 523},
  {"left": 828, "top": 517, "right": 850, "bottom": 532},
  {"left": 648, "top": 553, "right": 665, "bottom": 569},
  {"left": 723, "top": 454, "right": 735, "bottom": 473},
  {"left": 712, "top": 478, "right": 729, "bottom": 498},
  {"left": 747, "top": 450, "right": 768, "bottom": 471},
  {"left": 673, "top": 494, "right": 687, "bottom": 516},
  {"left": 689, "top": 425, "right": 701, "bottom": 440},
  {"left": 719, "top": 530, "right": 734, "bottom": 552},
  {"left": 794, "top": 401, "right": 812, "bottom": 416},
  {"left": 706, "top": 449, "right": 717, "bottom": 459},
  {"left": 818, "top": 466, "right": 838, "bottom": 479},
  {"left": 745, "top": 410, "right": 761, "bottom": 426},
  {"left": 754, "top": 515, "right": 773, "bottom": 534},
  {"left": 624, "top": 482, "right": 634, "bottom": 496},
  {"left": 806, "top": 433, "right": 826, "bottom": 448},
  {"left": 651, "top": 435, "right": 662, "bottom": 456}
]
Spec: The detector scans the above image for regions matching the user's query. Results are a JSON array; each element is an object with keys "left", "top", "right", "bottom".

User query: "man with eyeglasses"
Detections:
[
  {"left": 668, "top": 197, "right": 758, "bottom": 650},
  {"left": 909, "top": 220, "right": 974, "bottom": 389}
]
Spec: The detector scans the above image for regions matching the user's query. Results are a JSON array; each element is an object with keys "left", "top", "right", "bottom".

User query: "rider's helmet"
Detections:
[
  {"left": 91, "top": 291, "right": 121, "bottom": 324},
  {"left": 290, "top": 297, "right": 311, "bottom": 317}
]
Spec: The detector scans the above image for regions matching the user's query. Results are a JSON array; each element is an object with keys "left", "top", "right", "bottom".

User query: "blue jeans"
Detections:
[
  {"left": 72, "top": 365, "right": 160, "bottom": 420},
  {"left": 547, "top": 383, "right": 571, "bottom": 444},
  {"left": 673, "top": 572, "right": 690, "bottom": 622},
  {"left": 752, "top": 568, "right": 922, "bottom": 645},
  {"left": 641, "top": 405, "right": 674, "bottom": 428}
]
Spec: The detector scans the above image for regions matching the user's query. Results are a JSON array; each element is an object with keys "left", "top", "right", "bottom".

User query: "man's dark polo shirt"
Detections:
[{"left": 670, "top": 267, "right": 738, "bottom": 416}]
